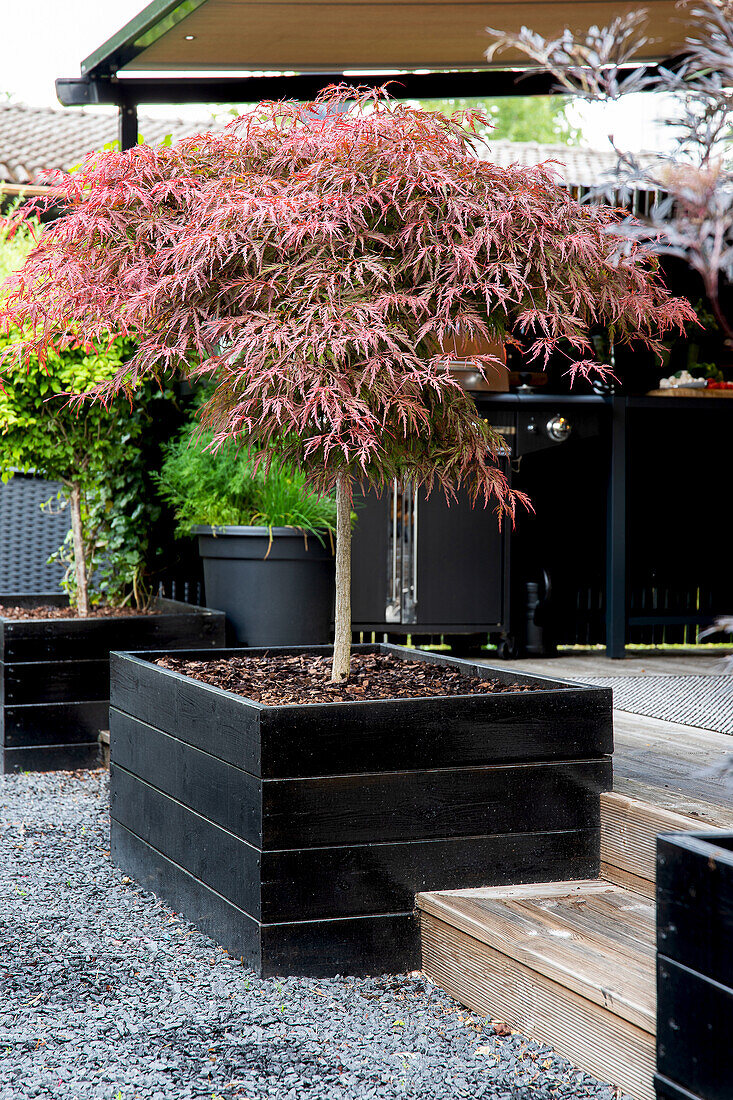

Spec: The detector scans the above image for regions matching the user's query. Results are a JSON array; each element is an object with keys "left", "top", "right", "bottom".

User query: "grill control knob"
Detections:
[{"left": 546, "top": 415, "right": 572, "bottom": 442}]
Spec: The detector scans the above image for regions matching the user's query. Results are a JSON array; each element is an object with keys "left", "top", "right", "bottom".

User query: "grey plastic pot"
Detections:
[{"left": 192, "top": 526, "right": 335, "bottom": 646}]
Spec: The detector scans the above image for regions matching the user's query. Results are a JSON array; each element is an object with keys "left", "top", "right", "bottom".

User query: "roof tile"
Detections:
[{"left": 1, "top": 101, "right": 654, "bottom": 191}]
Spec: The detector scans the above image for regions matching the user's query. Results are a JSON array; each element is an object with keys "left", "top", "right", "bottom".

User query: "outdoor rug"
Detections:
[{"left": 571, "top": 674, "right": 733, "bottom": 736}]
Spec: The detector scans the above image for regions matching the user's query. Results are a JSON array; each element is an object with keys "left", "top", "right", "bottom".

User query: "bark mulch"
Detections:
[
  {"left": 0, "top": 605, "right": 160, "bottom": 621},
  {"left": 154, "top": 652, "right": 536, "bottom": 706}
]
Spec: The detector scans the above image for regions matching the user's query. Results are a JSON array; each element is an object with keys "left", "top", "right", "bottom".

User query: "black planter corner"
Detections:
[
  {"left": 0, "top": 596, "right": 226, "bottom": 773},
  {"left": 656, "top": 830, "right": 733, "bottom": 1100},
  {"left": 109, "top": 643, "right": 612, "bottom": 977}
]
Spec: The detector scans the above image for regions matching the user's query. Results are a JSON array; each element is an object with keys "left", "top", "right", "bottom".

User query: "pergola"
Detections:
[{"left": 56, "top": 0, "right": 687, "bottom": 148}]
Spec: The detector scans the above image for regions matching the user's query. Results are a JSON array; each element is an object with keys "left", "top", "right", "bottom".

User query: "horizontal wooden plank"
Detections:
[
  {"left": 418, "top": 884, "right": 655, "bottom": 1033},
  {"left": 259, "top": 911, "right": 419, "bottom": 979},
  {"left": 110, "top": 710, "right": 262, "bottom": 844},
  {"left": 657, "top": 955, "right": 733, "bottom": 1100},
  {"left": 111, "top": 820, "right": 261, "bottom": 969},
  {"left": 421, "top": 879, "right": 612, "bottom": 902},
  {"left": 600, "top": 791, "right": 715, "bottom": 888},
  {"left": 612, "top": 777, "right": 733, "bottom": 830},
  {"left": 2, "top": 659, "right": 109, "bottom": 704},
  {"left": 421, "top": 911, "right": 655, "bottom": 1100},
  {"left": 2, "top": 742, "right": 101, "bottom": 774},
  {"left": 110, "top": 766, "right": 262, "bottom": 917},
  {"left": 111, "top": 820, "right": 419, "bottom": 977},
  {"left": 2, "top": 700, "right": 108, "bottom": 748},
  {"left": 262, "top": 759, "right": 611, "bottom": 848},
  {"left": 110, "top": 654, "right": 262, "bottom": 774},
  {"left": 613, "top": 711, "right": 733, "bottom": 806},
  {"left": 2, "top": 603, "right": 225, "bottom": 662},
  {"left": 657, "top": 833, "right": 733, "bottom": 988},
  {"left": 600, "top": 861, "right": 655, "bottom": 900},
  {"left": 261, "top": 828, "right": 600, "bottom": 922},
  {"left": 260, "top": 686, "right": 612, "bottom": 778}
]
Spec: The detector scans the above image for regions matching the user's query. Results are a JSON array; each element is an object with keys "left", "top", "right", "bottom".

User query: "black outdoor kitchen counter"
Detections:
[{"left": 477, "top": 391, "right": 733, "bottom": 658}]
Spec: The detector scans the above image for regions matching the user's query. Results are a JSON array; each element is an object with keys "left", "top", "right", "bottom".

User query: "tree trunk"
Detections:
[
  {"left": 69, "top": 483, "right": 90, "bottom": 617},
  {"left": 331, "top": 473, "right": 352, "bottom": 683}
]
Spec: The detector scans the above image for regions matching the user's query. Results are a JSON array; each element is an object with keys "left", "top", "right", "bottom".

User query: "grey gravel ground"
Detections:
[{"left": 1, "top": 769, "right": 626, "bottom": 1100}]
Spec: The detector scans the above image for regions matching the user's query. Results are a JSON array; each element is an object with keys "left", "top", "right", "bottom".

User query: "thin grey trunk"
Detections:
[
  {"left": 69, "top": 483, "right": 90, "bottom": 617},
  {"left": 331, "top": 473, "right": 351, "bottom": 683}
]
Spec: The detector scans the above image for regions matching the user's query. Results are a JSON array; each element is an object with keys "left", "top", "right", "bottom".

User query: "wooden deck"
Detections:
[{"left": 418, "top": 657, "right": 733, "bottom": 1100}]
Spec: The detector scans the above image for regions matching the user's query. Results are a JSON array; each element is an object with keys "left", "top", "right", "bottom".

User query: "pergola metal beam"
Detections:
[{"left": 57, "top": 68, "right": 575, "bottom": 109}]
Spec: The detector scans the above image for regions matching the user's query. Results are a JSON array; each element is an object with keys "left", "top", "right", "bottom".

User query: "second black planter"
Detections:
[
  {"left": 0, "top": 596, "right": 225, "bottom": 773},
  {"left": 194, "top": 526, "right": 334, "bottom": 645}
]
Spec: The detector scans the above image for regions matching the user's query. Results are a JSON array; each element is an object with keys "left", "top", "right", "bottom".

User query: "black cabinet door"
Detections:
[
  {"left": 350, "top": 483, "right": 506, "bottom": 630},
  {"left": 415, "top": 488, "right": 505, "bottom": 628},
  {"left": 351, "top": 488, "right": 390, "bottom": 626}
]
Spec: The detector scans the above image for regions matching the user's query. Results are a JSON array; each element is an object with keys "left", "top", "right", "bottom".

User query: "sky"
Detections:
[
  {"left": 1, "top": 2, "right": 144, "bottom": 110},
  {"left": 1, "top": 0, "right": 673, "bottom": 150}
]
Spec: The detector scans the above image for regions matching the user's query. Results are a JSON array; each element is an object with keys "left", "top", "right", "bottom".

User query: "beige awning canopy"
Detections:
[
  {"left": 57, "top": 0, "right": 686, "bottom": 111},
  {"left": 97, "top": 0, "right": 683, "bottom": 74}
]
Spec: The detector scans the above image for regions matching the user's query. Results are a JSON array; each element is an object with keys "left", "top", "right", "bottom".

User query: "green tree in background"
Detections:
[
  {"left": 0, "top": 219, "right": 176, "bottom": 614},
  {"left": 417, "top": 96, "right": 581, "bottom": 144}
]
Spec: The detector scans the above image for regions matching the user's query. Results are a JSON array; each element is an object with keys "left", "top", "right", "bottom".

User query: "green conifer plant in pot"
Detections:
[
  {"left": 2, "top": 89, "right": 693, "bottom": 971},
  {"left": 158, "top": 427, "right": 338, "bottom": 645}
]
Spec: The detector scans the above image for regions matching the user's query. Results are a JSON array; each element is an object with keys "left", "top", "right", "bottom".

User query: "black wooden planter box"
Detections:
[
  {"left": 0, "top": 596, "right": 226, "bottom": 773},
  {"left": 109, "top": 643, "right": 612, "bottom": 977},
  {"left": 656, "top": 831, "right": 733, "bottom": 1100}
]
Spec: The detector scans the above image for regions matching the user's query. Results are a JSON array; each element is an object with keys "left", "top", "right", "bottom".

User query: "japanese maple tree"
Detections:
[{"left": 1, "top": 87, "right": 693, "bottom": 680}]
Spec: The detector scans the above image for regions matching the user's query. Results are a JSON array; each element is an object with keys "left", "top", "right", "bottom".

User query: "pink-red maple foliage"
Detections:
[
  {"left": 1, "top": 86, "right": 694, "bottom": 677},
  {"left": 3, "top": 87, "right": 693, "bottom": 497}
]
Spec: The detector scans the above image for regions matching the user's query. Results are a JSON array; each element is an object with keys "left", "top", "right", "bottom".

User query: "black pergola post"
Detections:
[
  {"left": 605, "top": 396, "right": 628, "bottom": 658},
  {"left": 118, "top": 102, "right": 138, "bottom": 151}
]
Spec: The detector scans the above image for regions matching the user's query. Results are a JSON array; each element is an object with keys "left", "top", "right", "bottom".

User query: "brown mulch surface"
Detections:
[
  {"left": 0, "top": 605, "right": 160, "bottom": 621},
  {"left": 154, "top": 652, "right": 535, "bottom": 705}
]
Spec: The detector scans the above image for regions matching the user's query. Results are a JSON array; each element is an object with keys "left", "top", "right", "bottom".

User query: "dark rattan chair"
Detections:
[{"left": 0, "top": 474, "right": 69, "bottom": 595}]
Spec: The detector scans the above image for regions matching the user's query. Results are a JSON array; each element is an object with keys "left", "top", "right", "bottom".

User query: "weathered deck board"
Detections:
[
  {"left": 419, "top": 884, "right": 656, "bottom": 1100},
  {"left": 600, "top": 787, "right": 733, "bottom": 894},
  {"left": 419, "top": 883, "right": 655, "bottom": 1032},
  {"left": 613, "top": 710, "right": 733, "bottom": 807},
  {"left": 612, "top": 775, "right": 733, "bottom": 825}
]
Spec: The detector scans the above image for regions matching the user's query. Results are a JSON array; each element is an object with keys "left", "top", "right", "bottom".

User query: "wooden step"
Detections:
[
  {"left": 417, "top": 880, "right": 656, "bottom": 1100},
  {"left": 601, "top": 782, "right": 733, "bottom": 896}
]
